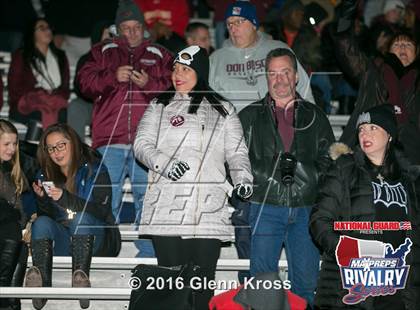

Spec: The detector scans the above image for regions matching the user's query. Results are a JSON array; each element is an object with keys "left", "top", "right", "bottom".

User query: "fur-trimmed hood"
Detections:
[
  {"left": 329, "top": 142, "right": 420, "bottom": 181},
  {"left": 328, "top": 142, "right": 352, "bottom": 160}
]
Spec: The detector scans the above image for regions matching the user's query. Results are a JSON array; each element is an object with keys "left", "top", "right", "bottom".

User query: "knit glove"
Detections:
[
  {"left": 234, "top": 183, "right": 253, "bottom": 200},
  {"left": 167, "top": 160, "right": 190, "bottom": 181}
]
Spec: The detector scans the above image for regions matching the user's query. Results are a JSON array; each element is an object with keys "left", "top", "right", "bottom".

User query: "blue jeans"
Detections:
[
  {"left": 230, "top": 194, "right": 251, "bottom": 283},
  {"left": 31, "top": 213, "right": 105, "bottom": 256},
  {"left": 97, "top": 145, "right": 155, "bottom": 257},
  {"left": 249, "top": 204, "right": 319, "bottom": 305}
]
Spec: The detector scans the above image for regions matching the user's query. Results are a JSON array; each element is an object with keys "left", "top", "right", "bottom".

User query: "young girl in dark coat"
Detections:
[{"left": 24, "top": 123, "right": 115, "bottom": 310}]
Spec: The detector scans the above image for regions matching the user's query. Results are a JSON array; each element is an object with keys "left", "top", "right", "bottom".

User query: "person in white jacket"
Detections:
[{"left": 133, "top": 45, "right": 253, "bottom": 309}]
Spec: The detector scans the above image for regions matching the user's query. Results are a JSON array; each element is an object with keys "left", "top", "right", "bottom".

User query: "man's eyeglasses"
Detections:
[
  {"left": 226, "top": 18, "right": 247, "bottom": 29},
  {"left": 46, "top": 142, "right": 67, "bottom": 154}
]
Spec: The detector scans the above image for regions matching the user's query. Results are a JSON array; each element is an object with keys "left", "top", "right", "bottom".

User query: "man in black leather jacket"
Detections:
[{"left": 239, "top": 48, "right": 334, "bottom": 306}]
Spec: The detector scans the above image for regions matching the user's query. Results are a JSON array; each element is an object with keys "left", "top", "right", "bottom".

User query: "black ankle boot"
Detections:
[
  {"left": 8, "top": 241, "right": 29, "bottom": 310},
  {"left": 0, "top": 239, "right": 21, "bottom": 309},
  {"left": 71, "top": 235, "right": 94, "bottom": 309},
  {"left": 25, "top": 239, "right": 53, "bottom": 310}
]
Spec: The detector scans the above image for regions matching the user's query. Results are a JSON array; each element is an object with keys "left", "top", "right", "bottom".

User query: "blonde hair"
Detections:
[{"left": 0, "top": 120, "right": 24, "bottom": 194}]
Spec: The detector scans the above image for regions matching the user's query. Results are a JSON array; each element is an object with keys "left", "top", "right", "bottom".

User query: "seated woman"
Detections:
[
  {"left": 134, "top": 45, "right": 253, "bottom": 309},
  {"left": 7, "top": 18, "right": 70, "bottom": 129},
  {"left": 24, "top": 123, "right": 116, "bottom": 310},
  {"left": 310, "top": 104, "right": 420, "bottom": 309},
  {"left": 0, "top": 120, "right": 29, "bottom": 309}
]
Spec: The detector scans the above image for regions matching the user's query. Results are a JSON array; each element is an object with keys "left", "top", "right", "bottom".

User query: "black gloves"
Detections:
[
  {"left": 168, "top": 160, "right": 190, "bottom": 181},
  {"left": 234, "top": 183, "right": 253, "bottom": 200}
]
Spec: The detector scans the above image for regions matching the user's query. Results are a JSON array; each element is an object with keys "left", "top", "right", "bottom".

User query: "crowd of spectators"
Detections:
[{"left": 0, "top": 0, "right": 420, "bottom": 309}]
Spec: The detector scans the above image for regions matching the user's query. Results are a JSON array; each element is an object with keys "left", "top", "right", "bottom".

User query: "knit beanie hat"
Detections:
[
  {"left": 225, "top": 1, "right": 259, "bottom": 28},
  {"left": 115, "top": 0, "right": 145, "bottom": 26},
  {"left": 174, "top": 45, "right": 209, "bottom": 84},
  {"left": 356, "top": 104, "right": 398, "bottom": 139}
]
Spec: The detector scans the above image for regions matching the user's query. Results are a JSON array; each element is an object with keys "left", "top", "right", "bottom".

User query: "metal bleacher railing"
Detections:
[{"left": 0, "top": 258, "right": 289, "bottom": 301}]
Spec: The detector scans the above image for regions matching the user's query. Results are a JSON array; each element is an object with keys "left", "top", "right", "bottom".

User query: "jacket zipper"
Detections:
[{"left": 195, "top": 121, "right": 205, "bottom": 237}]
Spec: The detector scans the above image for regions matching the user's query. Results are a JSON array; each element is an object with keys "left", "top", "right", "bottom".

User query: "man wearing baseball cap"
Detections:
[
  {"left": 77, "top": 0, "right": 173, "bottom": 258},
  {"left": 209, "top": 0, "right": 314, "bottom": 113}
]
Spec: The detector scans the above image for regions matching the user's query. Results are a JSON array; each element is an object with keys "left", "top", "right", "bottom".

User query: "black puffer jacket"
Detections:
[
  {"left": 310, "top": 145, "right": 420, "bottom": 309},
  {"left": 239, "top": 94, "right": 334, "bottom": 207}
]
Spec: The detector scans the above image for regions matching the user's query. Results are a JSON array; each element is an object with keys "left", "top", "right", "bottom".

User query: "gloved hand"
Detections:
[
  {"left": 167, "top": 160, "right": 190, "bottom": 181},
  {"left": 337, "top": 0, "right": 357, "bottom": 33},
  {"left": 234, "top": 183, "right": 253, "bottom": 200}
]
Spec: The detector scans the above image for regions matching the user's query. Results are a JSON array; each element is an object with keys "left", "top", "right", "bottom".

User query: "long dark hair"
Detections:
[
  {"left": 364, "top": 141, "right": 404, "bottom": 181},
  {"left": 37, "top": 123, "right": 98, "bottom": 194},
  {"left": 22, "top": 18, "right": 66, "bottom": 85},
  {"left": 156, "top": 78, "right": 229, "bottom": 117}
]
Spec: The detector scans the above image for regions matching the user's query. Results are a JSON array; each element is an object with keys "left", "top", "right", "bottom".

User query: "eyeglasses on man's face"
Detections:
[
  {"left": 46, "top": 141, "right": 67, "bottom": 154},
  {"left": 226, "top": 18, "right": 247, "bottom": 29}
]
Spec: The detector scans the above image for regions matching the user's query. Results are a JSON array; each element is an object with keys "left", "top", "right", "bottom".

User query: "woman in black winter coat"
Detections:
[
  {"left": 310, "top": 104, "right": 420, "bottom": 310},
  {"left": 0, "top": 119, "right": 29, "bottom": 309}
]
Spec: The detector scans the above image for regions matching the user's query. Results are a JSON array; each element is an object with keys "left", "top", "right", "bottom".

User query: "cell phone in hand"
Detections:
[{"left": 42, "top": 181, "right": 55, "bottom": 194}]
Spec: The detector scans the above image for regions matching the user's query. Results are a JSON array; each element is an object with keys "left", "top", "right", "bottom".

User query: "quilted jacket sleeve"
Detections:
[
  {"left": 133, "top": 101, "right": 177, "bottom": 178},
  {"left": 224, "top": 105, "right": 253, "bottom": 186}
]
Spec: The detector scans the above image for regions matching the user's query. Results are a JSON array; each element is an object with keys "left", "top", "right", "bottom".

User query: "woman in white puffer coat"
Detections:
[{"left": 133, "top": 45, "right": 253, "bottom": 309}]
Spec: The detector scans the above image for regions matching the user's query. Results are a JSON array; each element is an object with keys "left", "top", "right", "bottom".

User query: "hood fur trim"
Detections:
[{"left": 329, "top": 142, "right": 353, "bottom": 160}]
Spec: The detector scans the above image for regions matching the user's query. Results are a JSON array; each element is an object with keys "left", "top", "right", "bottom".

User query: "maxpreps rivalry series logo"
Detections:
[{"left": 335, "top": 236, "right": 412, "bottom": 305}]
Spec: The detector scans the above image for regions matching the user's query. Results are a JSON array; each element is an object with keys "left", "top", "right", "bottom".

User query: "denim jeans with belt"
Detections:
[
  {"left": 31, "top": 212, "right": 105, "bottom": 256},
  {"left": 249, "top": 203, "right": 320, "bottom": 306}
]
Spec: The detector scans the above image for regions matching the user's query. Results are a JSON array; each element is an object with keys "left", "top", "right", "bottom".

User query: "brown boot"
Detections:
[
  {"left": 71, "top": 235, "right": 94, "bottom": 309},
  {"left": 24, "top": 239, "right": 52, "bottom": 310}
]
